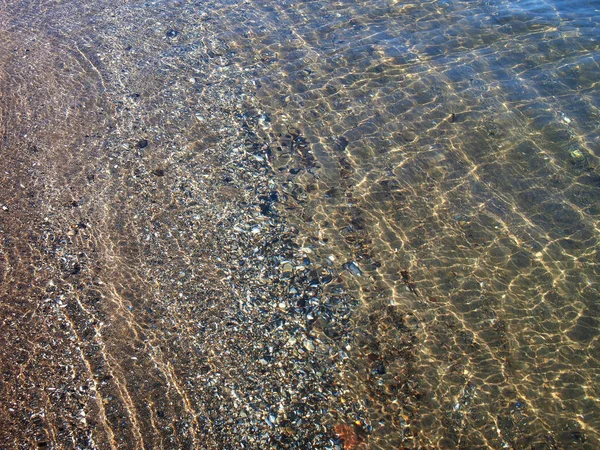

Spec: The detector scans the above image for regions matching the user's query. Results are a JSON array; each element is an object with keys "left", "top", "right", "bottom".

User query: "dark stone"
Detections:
[
  {"left": 137, "top": 139, "right": 148, "bottom": 148},
  {"left": 259, "top": 203, "right": 271, "bottom": 215},
  {"left": 152, "top": 169, "right": 165, "bottom": 177},
  {"left": 568, "top": 316, "right": 598, "bottom": 343},
  {"left": 373, "top": 362, "right": 386, "bottom": 375},
  {"left": 559, "top": 429, "right": 586, "bottom": 444},
  {"left": 289, "top": 168, "right": 301, "bottom": 174},
  {"left": 336, "top": 136, "right": 349, "bottom": 151},
  {"left": 166, "top": 29, "right": 178, "bottom": 38}
]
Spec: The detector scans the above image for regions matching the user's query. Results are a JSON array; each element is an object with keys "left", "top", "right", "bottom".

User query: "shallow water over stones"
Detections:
[{"left": 1, "top": 0, "right": 599, "bottom": 448}]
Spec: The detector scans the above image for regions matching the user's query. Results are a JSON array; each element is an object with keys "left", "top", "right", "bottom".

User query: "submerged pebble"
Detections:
[
  {"left": 343, "top": 261, "right": 362, "bottom": 276},
  {"left": 570, "top": 149, "right": 585, "bottom": 161},
  {"left": 303, "top": 339, "right": 315, "bottom": 352},
  {"left": 281, "top": 261, "right": 294, "bottom": 275}
]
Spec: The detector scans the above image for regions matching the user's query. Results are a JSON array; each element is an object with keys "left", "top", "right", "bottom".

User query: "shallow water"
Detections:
[{"left": 1, "top": 0, "right": 599, "bottom": 448}]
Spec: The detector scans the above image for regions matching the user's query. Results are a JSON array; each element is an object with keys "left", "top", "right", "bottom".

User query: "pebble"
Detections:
[
  {"left": 303, "top": 340, "right": 315, "bottom": 352},
  {"left": 343, "top": 261, "right": 362, "bottom": 276},
  {"left": 570, "top": 149, "right": 585, "bottom": 160},
  {"left": 281, "top": 261, "right": 293, "bottom": 275}
]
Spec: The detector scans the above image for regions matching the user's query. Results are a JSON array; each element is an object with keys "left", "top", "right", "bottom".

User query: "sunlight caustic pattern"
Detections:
[{"left": 1, "top": 0, "right": 599, "bottom": 448}]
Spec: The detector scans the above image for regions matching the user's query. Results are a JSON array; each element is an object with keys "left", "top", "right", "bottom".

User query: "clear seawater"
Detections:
[{"left": 0, "top": 0, "right": 598, "bottom": 448}]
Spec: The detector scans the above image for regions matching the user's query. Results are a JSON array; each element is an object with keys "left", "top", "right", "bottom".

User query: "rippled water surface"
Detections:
[{"left": 1, "top": 0, "right": 599, "bottom": 448}]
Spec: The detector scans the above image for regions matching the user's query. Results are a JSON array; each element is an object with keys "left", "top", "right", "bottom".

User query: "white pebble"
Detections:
[{"left": 303, "top": 340, "right": 315, "bottom": 352}]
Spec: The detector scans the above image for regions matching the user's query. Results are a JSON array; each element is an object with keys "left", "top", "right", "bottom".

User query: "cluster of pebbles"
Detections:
[
  {"left": 0, "top": 0, "right": 429, "bottom": 448},
  {"left": 0, "top": 5, "right": 358, "bottom": 450}
]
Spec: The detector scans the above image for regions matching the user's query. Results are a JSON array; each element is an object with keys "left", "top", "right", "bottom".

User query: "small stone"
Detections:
[
  {"left": 321, "top": 274, "right": 333, "bottom": 284},
  {"left": 137, "top": 139, "right": 148, "bottom": 148},
  {"left": 570, "top": 149, "right": 585, "bottom": 160},
  {"left": 166, "top": 29, "right": 178, "bottom": 38},
  {"left": 265, "top": 415, "right": 276, "bottom": 427},
  {"left": 343, "top": 261, "right": 362, "bottom": 276},
  {"left": 303, "top": 340, "right": 315, "bottom": 352},
  {"left": 403, "top": 314, "right": 419, "bottom": 329},
  {"left": 281, "top": 262, "right": 293, "bottom": 275}
]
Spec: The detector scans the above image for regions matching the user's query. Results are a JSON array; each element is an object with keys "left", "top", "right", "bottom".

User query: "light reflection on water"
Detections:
[
  {"left": 230, "top": 0, "right": 600, "bottom": 447},
  {"left": 0, "top": 0, "right": 598, "bottom": 448}
]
